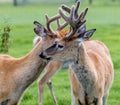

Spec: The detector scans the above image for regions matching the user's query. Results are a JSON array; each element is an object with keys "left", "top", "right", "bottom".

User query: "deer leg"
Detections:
[
  {"left": 102, "top": 93, "right": 108, "bottom": 105},
  {"left": 47, "top": 80, "right": 58, "bottom": 105},
  {"left": 38, "top": 81, "right": 44, "bottom": 105},
  {"left": 38, "top": 61, "right": 63, "bottom": 105},
  {"left": 39, "top": 79, "right": 58, "bottom": 105}
]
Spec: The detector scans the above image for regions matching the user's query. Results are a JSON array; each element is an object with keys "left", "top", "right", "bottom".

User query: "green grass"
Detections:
[{"left": 0, "top": 2, "right": 120, "bottom": 105}]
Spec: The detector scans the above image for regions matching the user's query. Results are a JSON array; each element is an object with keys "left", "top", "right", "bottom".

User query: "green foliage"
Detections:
[
  {"left": 0, "top": 2, "right": 119, "bottom": 105},
  {"left": 0, "top": 23, "right": 11, "bottom": 53}
]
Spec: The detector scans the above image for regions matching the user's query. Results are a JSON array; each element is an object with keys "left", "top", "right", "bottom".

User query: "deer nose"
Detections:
[
  {"left": 39, "top": 52, "right": 52, "bottom": 61},
  {"left": 39, "top": 52, "right": 46, "bottom": 59}
]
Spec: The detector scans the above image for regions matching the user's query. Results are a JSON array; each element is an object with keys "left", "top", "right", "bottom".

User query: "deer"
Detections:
[
  {"left": 39, "top": 1, "right": 114, "bottom": 105},
  {"left": 35, "top": 2, "right": 85, "bottom": 105},
  {"left": 0, "top": 12, "right": 68, "bottom": 105}
]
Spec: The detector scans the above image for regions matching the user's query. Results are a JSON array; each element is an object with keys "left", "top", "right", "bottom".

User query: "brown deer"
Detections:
[
  {"left": 33, "top": 29, "right": 63, "bottom": 105},
  {"left": 35, "top": 2, "right": 84, "bottom": 105},
  {"left": 0, "top": 13, "right": 67, "bottom": 105},
  {"left": 39, "top": 1, "right": 114, "bottom": 105}
]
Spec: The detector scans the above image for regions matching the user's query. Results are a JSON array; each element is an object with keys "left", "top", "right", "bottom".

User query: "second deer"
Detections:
[
  {"left": 0, "top": 13, "right": 68, "bottom": 105},
  {"left": 40, "top": 1, "right": 114, "bottom": 105}
]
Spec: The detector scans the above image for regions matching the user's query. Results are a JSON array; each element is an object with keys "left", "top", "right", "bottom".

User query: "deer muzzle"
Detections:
[{"left": 39, "top": 52, "right": 51, "bottom": 61}]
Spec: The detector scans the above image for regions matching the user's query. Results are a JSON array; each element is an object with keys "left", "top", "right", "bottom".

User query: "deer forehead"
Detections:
[
  {"left": 59, "top": 30, "right": 68, "bottom": 37},
  {"left": 53, "top": 30, "right": 68, "bottom": 39},
  {"left": 54, "top": 38, "right": 65, "bottom": 45}
]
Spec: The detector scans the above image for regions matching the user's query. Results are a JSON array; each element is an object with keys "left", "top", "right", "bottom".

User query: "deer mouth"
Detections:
[{"left": 39, "top": 52, "right": 52, "bottom": 61}]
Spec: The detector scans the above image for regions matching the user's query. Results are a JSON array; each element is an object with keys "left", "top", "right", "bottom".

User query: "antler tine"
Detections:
[
  {"left": 59, "top": 1, "right": 88, "bottom": 40},
  {"left": 61, "top": 1, "right": 80, "bottom": 16},
  {"left": 45, "top": 14, "right": 61, "bottom": 34},
  {"left": 61, "top": 4, "right": 71, "bottom": 14},
  {"left": 59, "top": 6, "right": 76, "bottom": 29},
  {"left": 78, "top": 8, "right": 88, "bottom": 21},
  {"left": 59, "top": 22, "right": 68, "bottom": 31},
  {"left": 74, "top": 1, "right": 80, "bottom": 19},
  {"left": 57, "top": 19, "right": 60, "bottom": 28},
  {"left": 59, "top": 8, "right": 69, "bottom": 23},
  {"left": 61, "top": 1, "right": 80, "bottom": 20},
  {"left": 56, "top": 19, "right": 68, "bottom": 31},
  {"left": 45, "top": 14, "right": 68, "bottom": 34}
]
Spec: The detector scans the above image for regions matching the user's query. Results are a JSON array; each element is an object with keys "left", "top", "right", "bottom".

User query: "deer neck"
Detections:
[
  {"left": 14, "top": 41, "right": 47, "bottom": 90},
  {"left": 71, "top": 43, "right": 97, "bottom": 95}
]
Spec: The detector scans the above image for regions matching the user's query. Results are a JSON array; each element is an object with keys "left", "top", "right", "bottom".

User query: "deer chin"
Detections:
[{"left": 51, "top": 57, "right": 73, "bottom": 62}]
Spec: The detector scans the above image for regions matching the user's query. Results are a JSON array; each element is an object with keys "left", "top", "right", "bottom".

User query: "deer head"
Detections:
[
  {"left": 39, "top": 1, "right": 96, "bottom": 61},
  {"left": 33, "top": 13, "right": 68, "bottom": 52}
]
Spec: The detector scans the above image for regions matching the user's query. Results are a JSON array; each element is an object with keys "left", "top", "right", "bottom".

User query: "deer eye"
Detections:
[{"left": 58, "top": 44, "right": 64, "bottom": 48}]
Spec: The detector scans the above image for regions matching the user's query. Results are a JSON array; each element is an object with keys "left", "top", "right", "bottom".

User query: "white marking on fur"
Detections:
[
  {"left": 77, "top": 38, "right": 83, "bottom": 46},
  {"left": 71, "top": 94, "right": 75, "bottom": 105},
  {"left": 33, "top": 36, "right": 41, "bottom": 46}
]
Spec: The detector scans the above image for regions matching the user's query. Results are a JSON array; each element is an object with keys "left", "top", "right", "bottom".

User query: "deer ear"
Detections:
[
  {"left": 77, "top": 29, "right": 96, "bottom": 43},
  {"left": 33, "top": 21, "right": 48, "bottom": 37},
  {"left": 82, "top": 29, "right": 96, "bottom": 40}
]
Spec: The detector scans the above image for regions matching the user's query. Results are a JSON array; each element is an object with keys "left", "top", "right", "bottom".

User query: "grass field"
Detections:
[{"left": 0, "top": 2, "right": 120, "bottom": 105}]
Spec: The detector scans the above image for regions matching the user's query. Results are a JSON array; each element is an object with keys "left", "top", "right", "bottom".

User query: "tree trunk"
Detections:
[
  {"left": 89, "top": 0, "right": 92, "bottom": 4},
  {"left": 13, "top": 0, "right": 18, "bottom": 6}
]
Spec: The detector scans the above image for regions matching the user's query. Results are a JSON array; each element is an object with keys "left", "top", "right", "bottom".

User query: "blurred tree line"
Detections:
[
  {"left": 13, "top": 0, "right": 17, "bottom": 6},
  {"left": 13, "top": 0, "right": 118, "bottom": 6},
  {"left": 13, "top": 0, "right": 26, "bottom": 6}
]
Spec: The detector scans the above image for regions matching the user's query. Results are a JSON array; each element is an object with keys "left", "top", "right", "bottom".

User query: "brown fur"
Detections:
[
  {"left": 0, "top": 32, "right": 60, "bottom": 105},
  {"left": 40, "top": 39, "right": 114, "bottom": 105}
]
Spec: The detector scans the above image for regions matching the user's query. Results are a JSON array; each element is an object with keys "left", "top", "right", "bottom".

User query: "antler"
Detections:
[
  {"left": 45, "top": 14, "right": 68, "bottom": 35},
  {"left": 59, "top": 1, "right": 88, "bottom": 40}
]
